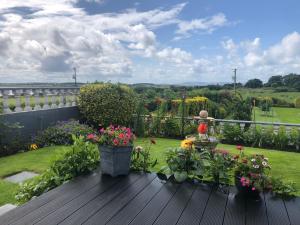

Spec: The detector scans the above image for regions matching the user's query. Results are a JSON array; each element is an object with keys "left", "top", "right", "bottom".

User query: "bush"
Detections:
[
  {"left": 221, "top": 124, "right": 244, "bottom": 144},
  {"left": 295, "top": 97, "right": 300, "bottom": 108},
  {"left": 162, "top": 117, "right": 181, "bottom": 138},
  {"left": 35, "top": 120, "right": 94, "bottom": 147},
  {"left": 15, "top": 135, "right": 99, "bottom": 204},
  {"left": 219, "top": 124, "right": 300, "bottom": 152},
  {"left": 78, "top": 83, "right": 137, "bottom": 127}
]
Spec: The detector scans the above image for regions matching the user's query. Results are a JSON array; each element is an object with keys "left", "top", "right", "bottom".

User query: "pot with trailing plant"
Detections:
[
  {"left": 87, "top": 125, "right": 135, "bottom": 177},
  {"left": 234, "top": 145, "right": 271, "bottom": 198}
]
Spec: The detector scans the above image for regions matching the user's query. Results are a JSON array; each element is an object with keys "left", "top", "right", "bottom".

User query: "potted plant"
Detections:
[
  {"left": 87, "top": 125, "right": 135, "bottom": 177},
  {"left": 234, "top": 145, "right": 271, "bottom": 197}
]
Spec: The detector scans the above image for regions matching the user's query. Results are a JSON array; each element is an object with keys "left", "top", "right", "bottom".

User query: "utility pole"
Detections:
[
  {"left": 73, "top": 67, "right": 77, "bottom": 86},
  {"left": 232, "top": 68, "right": 237, "bottom": 94}
]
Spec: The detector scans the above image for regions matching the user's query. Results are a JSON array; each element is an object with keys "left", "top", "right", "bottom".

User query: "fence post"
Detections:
[{"left": 181, "top": 90, "right": 186, "bottom": 138}]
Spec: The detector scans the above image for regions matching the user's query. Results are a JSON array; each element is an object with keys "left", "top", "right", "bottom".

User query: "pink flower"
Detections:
[
  {"left": 236, "top": 145, "right": 244, "bottom": 151},
  {"left": 252, "top": 187, "right": 256, "bottom": 191}
]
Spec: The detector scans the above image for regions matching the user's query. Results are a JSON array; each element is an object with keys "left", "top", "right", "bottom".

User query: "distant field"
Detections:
[
  {"left": 236, "top": 88, "right": 299, "bottom": 103},
  {"left": 253, "top": 107, "right": 300, "bottom": 123}
]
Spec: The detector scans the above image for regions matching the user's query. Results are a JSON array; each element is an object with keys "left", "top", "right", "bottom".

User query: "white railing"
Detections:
[
  {"left": 135, "top": 114, "right": 300, "bottom": 133},
  {"left": 0, "top": 87, "right": 80, "bottom": 114}
]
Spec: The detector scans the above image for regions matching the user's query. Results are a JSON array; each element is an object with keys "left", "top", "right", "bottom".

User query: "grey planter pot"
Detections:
[{"left": 99, "top": 145, "right": 133, "bottom": 177}]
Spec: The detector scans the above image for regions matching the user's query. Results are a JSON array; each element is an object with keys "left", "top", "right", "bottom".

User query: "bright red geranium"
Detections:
[{"left": 198, "top": 123, "right": 208, "bottom": 134}]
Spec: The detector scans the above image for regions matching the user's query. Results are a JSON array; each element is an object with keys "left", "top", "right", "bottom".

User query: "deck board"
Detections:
[
  {"left": 199, "top": 188, "right": 229, "bottom": 225},
  {"left": 152, "top": 182, "right": 195, "bottom": 225},
  {"left": 1, "top": 171, "right": 300, "bottom": 225},
  {"left": 176, "top": 183, "right": 212, "bottom": 225},
  {"left": 264, "top": 192, "right": 290, "bottom": 225},
  {"left": 284, "top": 197, "right": 300, "bottom": 225},
  {"left": 245, "top": 193, "right": 268, "bottom": 225},
  {"left": 83, "top": 173, "right": 156, "bottom": 225},
  {"left": 223, "top": 187, "right": 246, "bottom": 225}
]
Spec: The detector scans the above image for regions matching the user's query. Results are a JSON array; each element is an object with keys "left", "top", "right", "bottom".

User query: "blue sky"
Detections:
[{"left": 0, "top": 0, "right": 300, "bottom": 84}]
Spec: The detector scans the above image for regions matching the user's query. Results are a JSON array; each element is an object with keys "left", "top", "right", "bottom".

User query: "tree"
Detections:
[
  {"left": 283, "top": 73, "right": 300, "bottom": 88},
  {"left": 244, "top": 79, "right": 263, "bottom": 88},
  {"left": 265, "top": 75, "right": 283, "bottom": 87}
]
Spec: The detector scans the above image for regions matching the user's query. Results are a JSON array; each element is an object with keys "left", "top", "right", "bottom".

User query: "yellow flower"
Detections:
[
  {"left": 30, "top": 144, "right": 38, "bottom": 151},
  {"left": 181, "top": 139, "right": 193, "bottom": 150}
]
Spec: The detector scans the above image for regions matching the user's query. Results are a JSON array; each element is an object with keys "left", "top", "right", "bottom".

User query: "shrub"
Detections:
[
  {"left": 15, "top": 135, "right": 99, "bottom": 204},
  {"left": 78, "top": 83, "right": 137, "bottom": 127},
  {"left": 295, "top": 97, "right": 300, "bottom": 108},
  {"left": 162, "top": 117, "right": 181, "bottom": 138},
  {"left": 273, "top": 126, "right": 289, "bottom": 150},
  {"left": 221, "top": 124, "right": 244, "bottom": 144},
  {"left": 34, "top": 120, "right": 94, "bottom": 147}
]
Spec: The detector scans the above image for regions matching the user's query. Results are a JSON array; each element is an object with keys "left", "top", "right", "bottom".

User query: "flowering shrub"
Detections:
[
  {"left": 87, "top": 125, "right": 135, "bottom": 147},
  {"left": 35, "top": 120, "right": 94, "bottom": 147}
]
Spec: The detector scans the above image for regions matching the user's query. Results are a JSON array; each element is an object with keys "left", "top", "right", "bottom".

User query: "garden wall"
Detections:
[{"left": 0, "top": 106, "right": 80, "bottom": 145}]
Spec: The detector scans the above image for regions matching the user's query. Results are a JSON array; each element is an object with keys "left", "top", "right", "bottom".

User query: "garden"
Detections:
[{"left": 0, "top": 83, "right": 299, "bottom": 208}]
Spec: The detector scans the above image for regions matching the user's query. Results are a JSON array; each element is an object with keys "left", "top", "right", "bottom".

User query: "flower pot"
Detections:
[
  {"left": 235, "top": 172, "right": 260, "bottom": 198},
  {"left": 99, "top": 145, "right": 133, "bottom": 177}
]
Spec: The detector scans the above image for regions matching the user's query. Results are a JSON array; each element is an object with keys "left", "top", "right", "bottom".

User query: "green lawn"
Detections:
[
  {"left": 1, "top": 138, "right": 300, "bottom": 206},
  {"left": 236, "top": 88, "right": 299, "bottom": 104},
  {"left": 253, "top": 107, "right": 300, "bottom": 123},
  {"left": 0, "top": 146, "right": 70, "bottom": 206}
]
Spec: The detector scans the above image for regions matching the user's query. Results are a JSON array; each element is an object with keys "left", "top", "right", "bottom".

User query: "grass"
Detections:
[
  {"left": 0, "top": 146, "right": 71, "bottom": 206},
  {"left": 1, "top": 138, "right": 300, "bottom": 206},
  {"left": 236, "top": 87, "right": 299, "bottom": 104},
  {"left": 253, "top": 107, "right": 300, "bottom": 123}
]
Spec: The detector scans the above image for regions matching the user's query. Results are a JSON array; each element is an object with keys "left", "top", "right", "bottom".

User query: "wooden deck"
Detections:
[{"left": 1, "top": 171, "right": 300, "bottom": 225}]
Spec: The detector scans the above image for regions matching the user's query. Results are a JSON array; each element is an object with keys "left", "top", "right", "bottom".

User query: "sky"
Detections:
[{"left": 0, "top": 0, "right": 300, "bottom": 84}]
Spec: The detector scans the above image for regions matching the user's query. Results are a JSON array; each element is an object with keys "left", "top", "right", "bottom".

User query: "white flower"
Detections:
[
  {"left": 251, "top": 158, "right": 256, "bottom": 162},
  {"left": 135, "top": 146, "right": 143, "bottom": 152},
  {"left": 253, "top": 165, "right": 260, "bottom": 169},
  {"left": 264, "top": 157, "right": 269, "bottom": 161},
  {"left": 262, "top": 161, "right": 268, "bottom": 166}
]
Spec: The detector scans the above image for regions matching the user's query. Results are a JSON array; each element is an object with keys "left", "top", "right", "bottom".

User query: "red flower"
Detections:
[
  {"left": 236, "top": 145, "right": 244, "bottom": 151},
  {"left": 119, "top": 133, "right": 125, "bottom": 139},
  {"left": 198, "top": 123, "right": 208, "bottom": 134},
  {"left": 87, "top": 134, "right": 96, "bottom": 140},
  {"left": 113, "top": 139, "right": 119, "bottom": 146}
]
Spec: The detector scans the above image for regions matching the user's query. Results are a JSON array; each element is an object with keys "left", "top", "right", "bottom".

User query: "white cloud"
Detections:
[
  {"left": 156, "top": 47, "right": 192, "bottom": 64},
  {"left": 0, "top": 1, "right": 188, "bottom": 82},
  {"left": 176, "top": 13, "right": 228, "bottom": 39}
]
